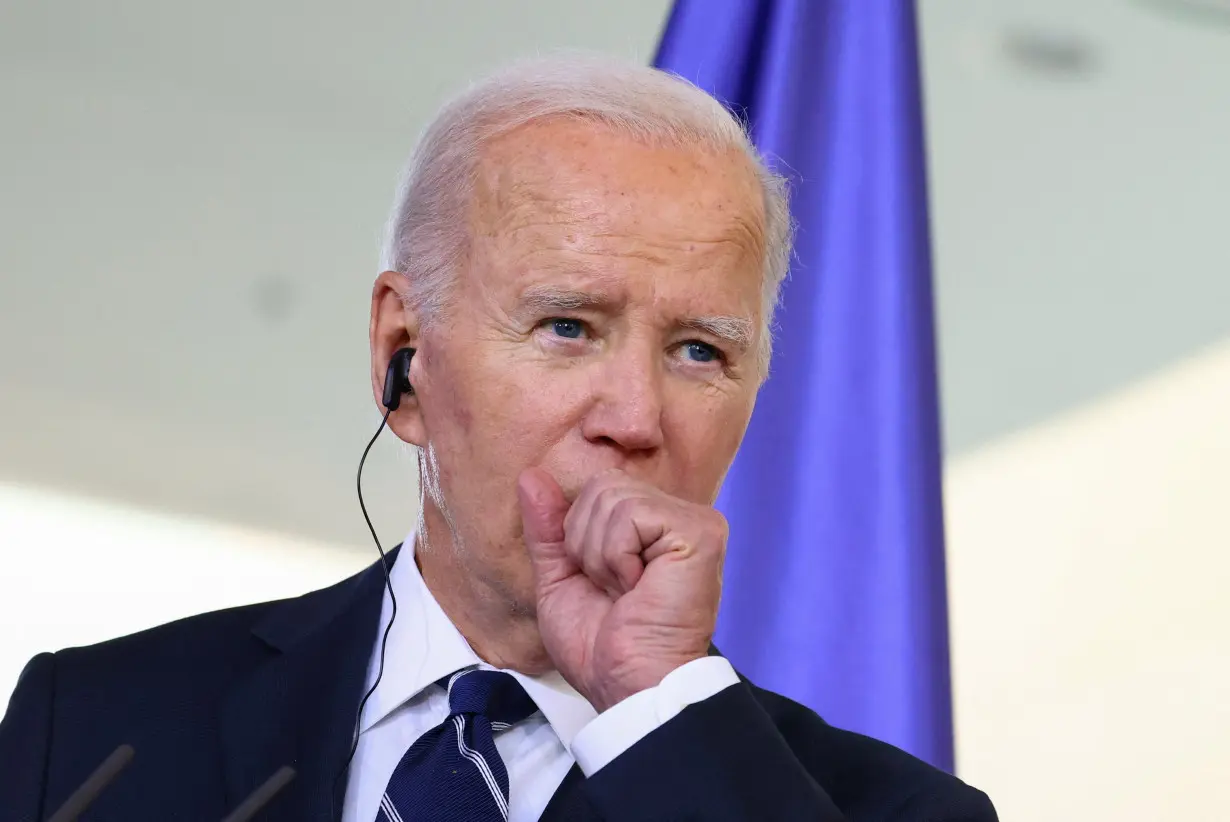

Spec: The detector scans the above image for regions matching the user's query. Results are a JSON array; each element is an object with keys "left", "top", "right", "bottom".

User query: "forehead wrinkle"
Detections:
[
  {"left": 475, "top": 148, "right": 763, "bottom": 256},
  {"left": 503, "top": 232, "right": 761, "bottom": 278},
  {"left": 470, "top": 122, "right": 768, "bottom": 346}
]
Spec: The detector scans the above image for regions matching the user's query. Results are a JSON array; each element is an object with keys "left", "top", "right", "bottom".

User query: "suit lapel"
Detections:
[
  {"left": 220, "top": 549, "right": 396, "bottom": 822},
  {"left": 217, "top": 546, "right": 699, "bottom": 822}
]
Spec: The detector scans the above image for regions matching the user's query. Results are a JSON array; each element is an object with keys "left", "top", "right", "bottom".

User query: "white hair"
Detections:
[{"left": 380, "top": 53, "right": 793, "bottom": 372}]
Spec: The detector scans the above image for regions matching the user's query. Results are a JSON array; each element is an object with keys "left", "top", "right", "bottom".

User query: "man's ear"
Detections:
[{"left": 370, "top": 270, "right": 426, "bottom": 446}]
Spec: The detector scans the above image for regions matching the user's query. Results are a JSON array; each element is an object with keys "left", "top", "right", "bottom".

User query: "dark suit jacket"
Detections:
[{"left": 0, "top": 552, "right": 996, "bottom": 821}]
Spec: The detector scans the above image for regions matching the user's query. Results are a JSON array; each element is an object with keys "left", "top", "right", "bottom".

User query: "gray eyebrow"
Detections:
[
  {"left": 519, "top": 285, "right": 614, "bottom": 313},
  {"left": 518, "top": 284, "right": 755, "bottom": 353},
  {"left": 680, "top": 316, "right": 754, "bottom": 352}
]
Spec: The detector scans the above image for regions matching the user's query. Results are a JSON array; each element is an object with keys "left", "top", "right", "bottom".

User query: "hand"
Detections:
[{"left": 517, "top": 467, "right": 727, "bottom": 712}]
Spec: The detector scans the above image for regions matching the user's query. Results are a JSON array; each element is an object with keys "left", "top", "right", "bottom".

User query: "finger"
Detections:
[
  {"left": 563, "top": 470, "right": 627, "bottom": 597},
  {"left": 563, "top": 467, "right": 624, "bottom": 540},
  {"left": 580, "top": 484, "right": 639, "bottom": 597},
  {"left": 642, "top": 510, "right": 727, "bottom": 567},
  {"left": 516, "top": 467, "right": 573, "bottom": 590},
  {"left": 603, "top": 497, "right": 651, "bottom": 592},
  {"left": 642, "top": 531, "right": 692, "bottom": 564}
]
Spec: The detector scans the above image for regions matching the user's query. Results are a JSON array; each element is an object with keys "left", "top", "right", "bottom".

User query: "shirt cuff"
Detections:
[{"left": 570, "top": 655, "right": 740, "bottom": 776}]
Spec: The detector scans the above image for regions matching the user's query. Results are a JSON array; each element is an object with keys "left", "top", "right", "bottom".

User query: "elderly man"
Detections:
[{"left": 0, "top": 57, "right": 995, "bottom": 821}]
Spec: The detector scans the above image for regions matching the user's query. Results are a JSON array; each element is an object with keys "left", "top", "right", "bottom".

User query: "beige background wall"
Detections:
[{"left": 946, "top": 339, "right": 1230, "bottom": 820}]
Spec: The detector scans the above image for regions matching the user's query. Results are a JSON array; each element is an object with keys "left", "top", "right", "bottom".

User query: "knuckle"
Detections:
[
  {"left": 595, "top": 489, "right": 621, "bottom": 517},
  {"left": 563, "top": 528, "right": 585, "bottom": 560},
  {"left": 583, "top": 551, "right": 606, "bottom": 576},
  {"left": 665, "top": 533, "right": 694, "bottom": 554},
  {"left": 609, "top": 495, "right": 640, "bottom": 523}
]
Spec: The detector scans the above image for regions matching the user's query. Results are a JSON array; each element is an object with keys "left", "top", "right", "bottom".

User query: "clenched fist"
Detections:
[{"left": 517, "top": 466, "right": 727, "bottom": 712}]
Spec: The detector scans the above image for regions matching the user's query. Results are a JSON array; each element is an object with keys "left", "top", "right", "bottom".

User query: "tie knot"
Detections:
[{"left": 443, "top": 669, "right": 537, "bottom": 727}]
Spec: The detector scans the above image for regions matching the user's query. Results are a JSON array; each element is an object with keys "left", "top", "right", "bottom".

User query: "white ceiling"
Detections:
[
  {"left": 1, "top": 0, "right": 1228, "bottom": 547},
  {"left": 922, "top": 0, "right": 1230, "bottom": 452}
]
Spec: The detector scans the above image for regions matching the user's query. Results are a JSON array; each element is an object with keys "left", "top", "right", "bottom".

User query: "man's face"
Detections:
[{"left": 410, "top": 118, "right": 767, "bottom": 607}]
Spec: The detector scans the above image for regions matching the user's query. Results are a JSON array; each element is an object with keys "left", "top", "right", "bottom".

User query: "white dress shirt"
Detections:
[{"left": 341, "top": 532, "right": 739, "bottom": 822}]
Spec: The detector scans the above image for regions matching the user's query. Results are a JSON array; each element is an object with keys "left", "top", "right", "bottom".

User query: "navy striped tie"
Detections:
[{"left": 376, "top": 669, "right": 539, "bottom": 822}]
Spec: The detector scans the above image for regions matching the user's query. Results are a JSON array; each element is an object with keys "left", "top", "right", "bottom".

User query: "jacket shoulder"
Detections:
[
  {"left": 53, "top": 557, "right": 378, "bottom": 682},
  {"left": 748, "top": 684, "right": 996, "bottom": 821},
  {"left": 55, "top": 598, "right": 281, "bottom": 681},
  {"left": 0, "top": 601, "right": 284, "bottom": 822}
]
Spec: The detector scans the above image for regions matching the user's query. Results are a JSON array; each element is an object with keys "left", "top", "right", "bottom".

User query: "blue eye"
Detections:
[
  {"left": 549, "top": 318, "right": 585, "bottom": 339},
  {"left": 683, "top": 341, "right": 721, "bottom": 363}
]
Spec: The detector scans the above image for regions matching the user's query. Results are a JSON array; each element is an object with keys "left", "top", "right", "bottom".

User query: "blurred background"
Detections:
[{"left": 2, "top": 0, "right": 1228, "bottom": 818}]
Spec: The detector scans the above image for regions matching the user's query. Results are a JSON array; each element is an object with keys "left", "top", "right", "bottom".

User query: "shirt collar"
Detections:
[{"left": 358, "top": 530, "right": 598, "bottom": 748}]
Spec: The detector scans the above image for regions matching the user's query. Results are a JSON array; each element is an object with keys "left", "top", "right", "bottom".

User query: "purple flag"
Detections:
[{"left": 655, "top": 0, "right": 954, "bottom": 769}]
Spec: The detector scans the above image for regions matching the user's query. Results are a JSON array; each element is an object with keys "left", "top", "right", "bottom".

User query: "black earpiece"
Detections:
[
  {"left": 381, "top": 347, "right": 416, "bottom": 411},
  {"left": 338, "top": 344, "right": 416, "bottom": 807}
]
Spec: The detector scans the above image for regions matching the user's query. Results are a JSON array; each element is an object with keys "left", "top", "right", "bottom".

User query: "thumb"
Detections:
[{"left": 517, "top": 467, "right": 572, "bottom": 584}]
